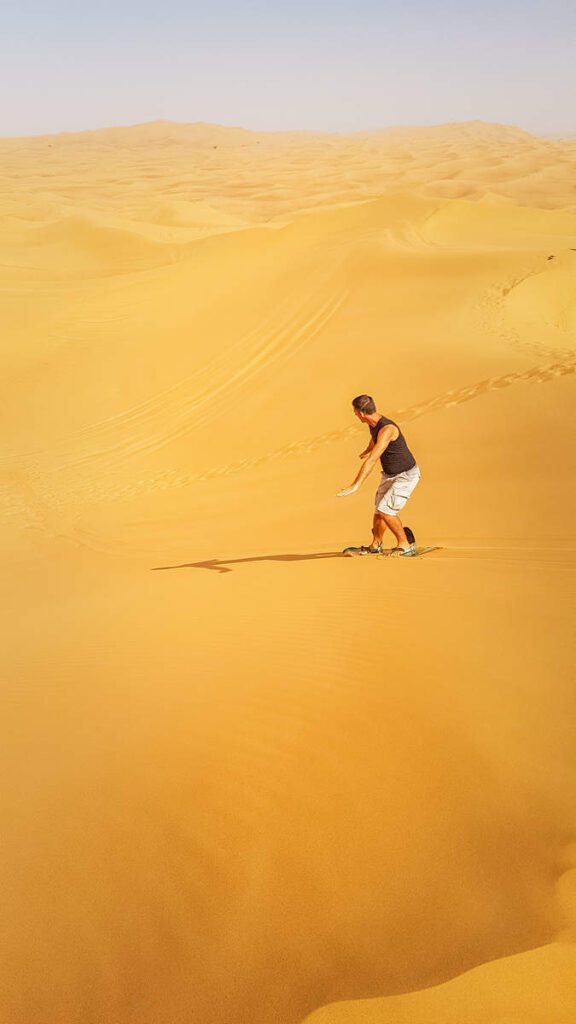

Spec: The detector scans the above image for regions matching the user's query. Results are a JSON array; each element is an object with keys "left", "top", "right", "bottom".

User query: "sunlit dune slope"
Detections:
[{"left": 1, "top": 121, "right": 575, "bottom": 1024}]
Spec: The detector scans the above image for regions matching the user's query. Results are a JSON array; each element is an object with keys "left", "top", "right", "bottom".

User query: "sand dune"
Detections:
[
  {"left": 2, "top": 119, "right": 575, "bottom": 232},
  {"left": 1, "top": 120, "right": 575, "bottom": 1024}
]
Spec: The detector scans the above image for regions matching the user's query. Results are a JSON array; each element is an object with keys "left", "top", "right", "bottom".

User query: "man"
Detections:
[{"left": 337, "top": 394, "right": 420, "bottom": 555}]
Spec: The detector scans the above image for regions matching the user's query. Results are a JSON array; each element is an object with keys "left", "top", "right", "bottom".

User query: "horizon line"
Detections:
[{"left": 2, "top": 117, "right": 575, "bottom": 143}]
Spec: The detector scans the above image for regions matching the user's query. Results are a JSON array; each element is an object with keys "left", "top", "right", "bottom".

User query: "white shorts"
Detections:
[{"left": 374, "top": 464, "right": 421, "bottom": 516}]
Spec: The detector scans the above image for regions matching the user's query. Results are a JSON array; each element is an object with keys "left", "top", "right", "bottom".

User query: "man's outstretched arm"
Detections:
[
  {"left": 337, "top": 425, "right": 397, "bottom": 496},
  {"left": 359, "top": 439, "right": 375, "bottom": 459}
]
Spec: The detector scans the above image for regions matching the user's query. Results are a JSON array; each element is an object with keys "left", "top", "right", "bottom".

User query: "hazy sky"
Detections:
[{"left": 1, "top": 0, "right": 575, "bottom": 137}]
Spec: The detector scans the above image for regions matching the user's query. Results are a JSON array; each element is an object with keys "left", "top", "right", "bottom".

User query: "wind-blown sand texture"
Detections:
[{"left": 2, "top": 120, "right": 575, "bottom": 1024}]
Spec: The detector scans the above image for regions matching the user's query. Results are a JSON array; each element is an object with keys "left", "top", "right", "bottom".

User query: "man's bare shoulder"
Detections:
[{"left": 377, "top": 423, "right": 399, "bottom": 443}]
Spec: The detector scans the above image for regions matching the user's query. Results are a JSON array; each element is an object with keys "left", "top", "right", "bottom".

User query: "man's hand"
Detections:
[
  {"left": 337, "top": 484, "right": 359, "bottom": 497},
  {"left": 359, "top": 449, "right": 371, "bottom": 459}
]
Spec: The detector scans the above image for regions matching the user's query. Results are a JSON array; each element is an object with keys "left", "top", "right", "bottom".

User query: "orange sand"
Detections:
[{"left": 1, "top": 120, "right": 575, "bottom": 1024}]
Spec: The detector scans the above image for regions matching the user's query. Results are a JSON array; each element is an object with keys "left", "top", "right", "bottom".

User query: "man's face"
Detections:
[{"left": 354, "top": 407, "right": 368, "bottom": 424}]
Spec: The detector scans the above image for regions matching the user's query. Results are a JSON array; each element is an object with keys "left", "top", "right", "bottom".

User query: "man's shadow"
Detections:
[{"left": 152, "top": 552, "right": 345, "bottom": 574}]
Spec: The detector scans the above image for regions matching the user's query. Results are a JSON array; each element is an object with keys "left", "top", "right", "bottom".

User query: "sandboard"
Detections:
[{"left": 342, "top": 545, "right": 442, "bottom": 558}]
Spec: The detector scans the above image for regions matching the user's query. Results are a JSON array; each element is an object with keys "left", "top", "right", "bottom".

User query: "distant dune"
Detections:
[
  {"left": 1, "top": 120, "right": 575, "bottom": 1024},
  {"left": 1, "top": 119, "right": 575, "bottom": 230}
]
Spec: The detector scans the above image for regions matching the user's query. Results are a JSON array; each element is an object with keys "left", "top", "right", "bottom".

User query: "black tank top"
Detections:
[{"left": 369, "top": 415, "right": 417, "bottom": 475}]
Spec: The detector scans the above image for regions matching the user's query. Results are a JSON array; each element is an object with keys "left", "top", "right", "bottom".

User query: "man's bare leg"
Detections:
[
  {"left": 371, "top": 512, "right": 388, "bottom": 549},
  {"left": 380, "top": 513, "right": 410, "bottom": 549}
]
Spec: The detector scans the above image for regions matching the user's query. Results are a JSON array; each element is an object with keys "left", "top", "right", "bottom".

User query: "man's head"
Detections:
[{"left": 352, "top": 394, "right": 376, "bottom": 423}]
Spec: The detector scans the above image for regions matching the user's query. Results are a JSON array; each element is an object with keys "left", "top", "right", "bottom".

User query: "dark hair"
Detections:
[{"left": 352, "top": 394, "right": 376, "bottom": 414}]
